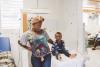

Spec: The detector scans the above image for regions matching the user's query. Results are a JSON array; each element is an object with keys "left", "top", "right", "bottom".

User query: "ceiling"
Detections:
[{"left": 83, "top": 0, "right": 100, "bottom": 13}]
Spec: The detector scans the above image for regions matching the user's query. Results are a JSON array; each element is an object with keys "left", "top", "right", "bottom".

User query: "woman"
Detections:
[{"left": 18, "top": 16, "right": 53, "bottom": 67}]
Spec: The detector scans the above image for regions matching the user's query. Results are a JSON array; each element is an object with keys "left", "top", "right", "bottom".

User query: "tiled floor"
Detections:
[{"left": 85, "top": 47, "right": 100, "bottom": 67}]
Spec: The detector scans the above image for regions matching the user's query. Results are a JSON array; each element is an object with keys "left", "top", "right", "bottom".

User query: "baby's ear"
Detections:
[{"left": 62, "top": 40, "right": 64, "bottom": 43}]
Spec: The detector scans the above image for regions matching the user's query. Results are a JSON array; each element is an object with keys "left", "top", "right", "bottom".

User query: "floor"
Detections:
[{"left": 85, "top": 47, "right": 100, "bottom": 67}]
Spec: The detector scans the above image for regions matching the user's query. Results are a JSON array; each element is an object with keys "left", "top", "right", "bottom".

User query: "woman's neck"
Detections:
[{"left": 32, "top": 28, "right": 42, "bottom": 34}]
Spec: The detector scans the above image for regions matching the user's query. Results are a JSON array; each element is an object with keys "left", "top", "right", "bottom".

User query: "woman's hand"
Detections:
[
  {"left": 27, "top": 47, "right": 32, "bottom": 51},
  {"left": 48, "top": 39, "right": 54, "bottom": 44},
  {"left": 18, "top": 40, "right": 32, "bottom": 51},
  {"left": 21, "top": 45, "right": 32, "bottom": 52}
]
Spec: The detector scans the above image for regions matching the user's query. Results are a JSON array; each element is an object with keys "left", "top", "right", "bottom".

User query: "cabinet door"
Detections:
[
  {"left": 39, "top": 14, "right": 57, "bottom": 39},
  {"left": 23, "top": 0, "right": 37, "bottom": 9},
  {"left": 38, "top": 0, "right": 50, "bottom": 9}
]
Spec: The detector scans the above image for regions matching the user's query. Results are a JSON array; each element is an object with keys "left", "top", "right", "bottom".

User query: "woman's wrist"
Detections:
[
  {"left": 28, "top": 47, "right": 32, "bottom": 51},
  {"left": 20, "top": 45, "right": 32, "bottom": 51},
  {"left": 48, "top": 39, "right": 54, "bottom": 44}
]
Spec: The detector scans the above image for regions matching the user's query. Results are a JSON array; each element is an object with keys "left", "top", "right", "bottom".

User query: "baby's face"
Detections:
[{"left": 55, "top": 34, "right": 62, "bottom": 41}]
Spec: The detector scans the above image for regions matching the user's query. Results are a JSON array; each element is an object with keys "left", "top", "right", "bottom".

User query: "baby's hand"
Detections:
[
  {"left": 58, "top": 54, "right": 62, "bottom": 61},
  {"left": 69, "top": 54, "right": 77, "bottom": 59}
]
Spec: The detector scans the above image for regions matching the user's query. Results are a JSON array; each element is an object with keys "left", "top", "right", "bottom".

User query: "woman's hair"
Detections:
[{"left": 30, "top": 16, "right": 45, "bottom": 24}]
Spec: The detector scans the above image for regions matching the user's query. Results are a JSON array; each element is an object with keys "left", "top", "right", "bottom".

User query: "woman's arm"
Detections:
[
  {"left": 18, "top": 40, "right": 32, "bottom": 51},
  {"left": 18, "top": 31, "right": 33, "bottom": 51}
]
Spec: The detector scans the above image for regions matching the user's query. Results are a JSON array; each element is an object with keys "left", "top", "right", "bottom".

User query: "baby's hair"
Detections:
[{"left": 55, "top": 32, "right": 62, "bottom": 36}]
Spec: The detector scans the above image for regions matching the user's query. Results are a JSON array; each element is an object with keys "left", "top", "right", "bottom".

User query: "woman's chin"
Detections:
[{"left": 37, "top": 29, "right": 41, "bottom": 31}]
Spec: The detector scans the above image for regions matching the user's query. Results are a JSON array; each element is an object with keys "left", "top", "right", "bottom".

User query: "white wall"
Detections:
[
  {"left": 83, "top": 0, "right": 100, "bottom": 35},
  {"left": 84, "top": 13, "right": 100, "bottom": 35},
  {"left": 62, "top": 0, "right": 85, "bottom": 53}
]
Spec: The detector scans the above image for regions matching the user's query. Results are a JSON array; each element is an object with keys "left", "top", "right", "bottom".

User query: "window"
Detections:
[{"left": 0, "top": 0, "right": 23, "bottom": 29}]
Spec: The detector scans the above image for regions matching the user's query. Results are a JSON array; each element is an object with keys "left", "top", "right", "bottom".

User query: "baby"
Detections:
[{"left": 52, "top": 32, "right": 76, "bottom": 60}]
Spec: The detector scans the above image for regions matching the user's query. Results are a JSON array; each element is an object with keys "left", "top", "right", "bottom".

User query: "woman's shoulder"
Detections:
[
  {"left": 41, "top": 29, "right": 47, "bottom": 34},
  {"left": 22, "top": 30, "right": 33, "bottom": 36}
]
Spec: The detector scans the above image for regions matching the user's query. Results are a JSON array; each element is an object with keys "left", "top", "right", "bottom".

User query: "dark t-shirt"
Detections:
[{"left": 52, "top": 40, "right": 65, "bottom": 51}]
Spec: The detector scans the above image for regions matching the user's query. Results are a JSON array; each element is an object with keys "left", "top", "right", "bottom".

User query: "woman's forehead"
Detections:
[{"left": 32, "top": 21, "right": 42, "bottom": 25}]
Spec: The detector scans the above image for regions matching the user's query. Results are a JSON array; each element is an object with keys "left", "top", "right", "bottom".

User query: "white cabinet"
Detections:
[
  {"left": 38, "top": 0, "right": 50, "bottom": 9},
  {"left": 23, "top": 0, "right": 37, "bottom": 9},
  {"left": 23, "top": 0, "right": 50, "bottom": 9}
]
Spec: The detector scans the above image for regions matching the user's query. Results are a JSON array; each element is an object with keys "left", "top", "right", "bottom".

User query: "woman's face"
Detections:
[{"left": 32, "top": 21, "right": 42, "bottom": 31}]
